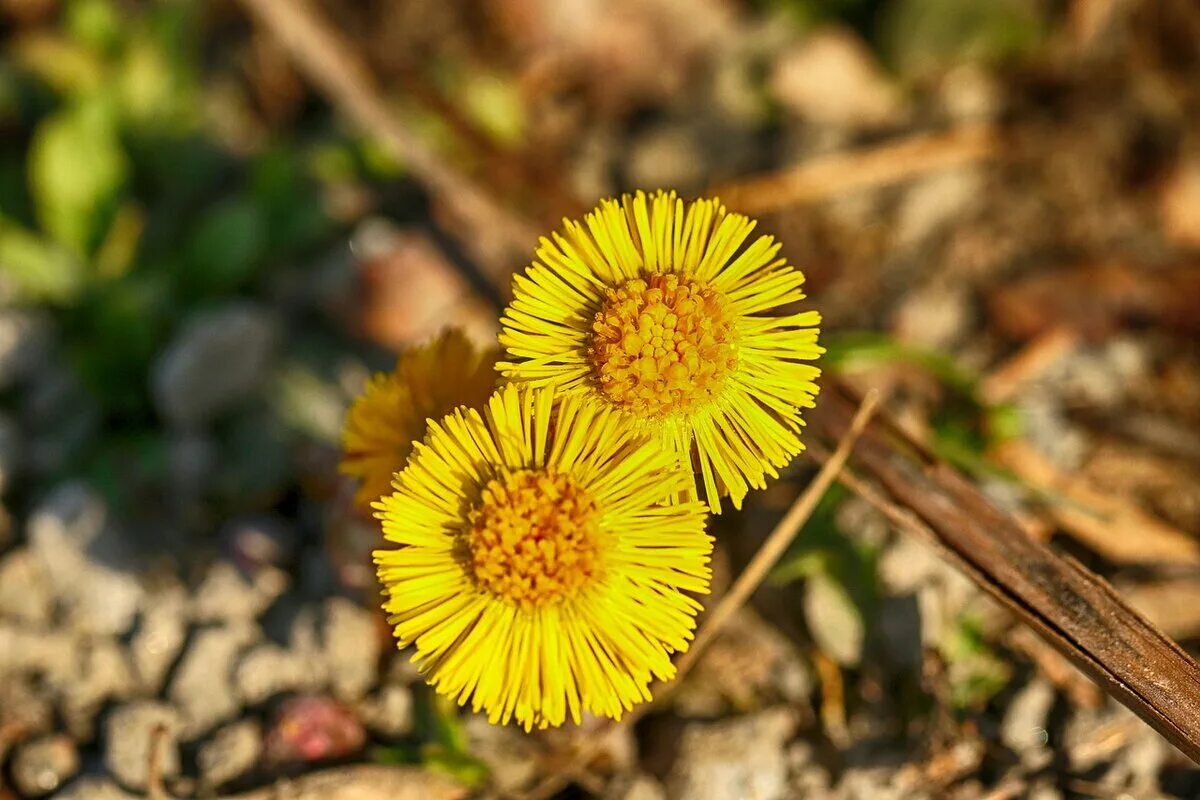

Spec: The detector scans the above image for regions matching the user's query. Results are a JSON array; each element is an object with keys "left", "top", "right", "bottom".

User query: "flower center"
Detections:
[
  {"left": 463, "top": 469, "right": 602, "bottom": 610},
  {"left": 589, "top": 274, "right": 738, "bottom": 418}
]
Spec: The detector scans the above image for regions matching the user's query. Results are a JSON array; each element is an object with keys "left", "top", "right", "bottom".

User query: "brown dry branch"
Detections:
[
  {"left": 234, "top": 0, "right": 540, "bottom": 289},
  {"left": 809, "top": 381, "right": 1200, "bottom": 764},
  {"left": 992, "top": 439, "right": 1200, "bottom": 566},
  {"left": 711, "top": 124, "right": 1002, "bottom": 214}
]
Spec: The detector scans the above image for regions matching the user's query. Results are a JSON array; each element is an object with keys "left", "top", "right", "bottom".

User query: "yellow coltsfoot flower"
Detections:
[
  {"left": 373, "top": 384, "right": 712, "bottom": 730},
  {"left": 340, "top": 329, "right": 497, "bottom": 511},
  {"left": 498, "top": 189, "right": 822, "bottom": 512}
]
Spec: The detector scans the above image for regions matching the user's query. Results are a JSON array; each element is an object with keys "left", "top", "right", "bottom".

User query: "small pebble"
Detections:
[{"left": 11, "top": 735, "right": 79, "bottom": 797}]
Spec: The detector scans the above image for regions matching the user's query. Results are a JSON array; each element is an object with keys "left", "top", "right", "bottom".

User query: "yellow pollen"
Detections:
[
  {"left": 589, "top": 273, "right": 738, "bottom": 418},
  {"left": 463, "top": 470, "right": 602, "bottom": 610}
]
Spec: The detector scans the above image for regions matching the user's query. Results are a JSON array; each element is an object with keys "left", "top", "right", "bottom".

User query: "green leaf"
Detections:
[
  {"left": 29, "top": 98, "right": 128, "bottom": 256},
  {"left": 250, "top": 148, "right": 331, "bottom": 254},
  {"left": 880, "top": 0, "right": 1045, "bottom": 76},
  {"left": 0, "top": 216, "right": 86, "bottom": 303},
  {"left": 66, "top": 0, "right": 123, "bottom": 53},
  {"left": 181, "top": 197, "right": 268, "bottom": 296}
]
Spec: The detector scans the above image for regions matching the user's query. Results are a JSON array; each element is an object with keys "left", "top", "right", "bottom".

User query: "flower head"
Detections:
[
  {"left": 498, "top": 190, "right": 822, "bottom": 512},
  {"left": 341, "top": 329, "right": 497, "bottom": 510},
  {"left": 374, "top": 384, "right": 712, "bottom": 730}
]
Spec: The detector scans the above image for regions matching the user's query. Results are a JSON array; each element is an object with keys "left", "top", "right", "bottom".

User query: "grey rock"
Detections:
[
  {"left": 666, "top": 708, "right": 797, "bottom": 800},
  {"left": 803, "top": 573, "right": 864, "bottom": 667},
  {"left": 28, "top": 483, "right": 143, "bottom": 636},
  {"left": 50, "top": 776, "right": 138, "bottom": 800},
  {"left": 169, "top": 622, "right": 258, "bottom": 736},
  {"left": 626, "top": 124, "right": 706, "bottom": 196},
  {"left": 834, "top": 767, "right": 913, "bottom": 800},
  {"left": 0, "top": 308, "right": 53, "bottom": 389},
  {"left": 11, "top": 735, "right": 80, "bottom": 797},
  {"left": 235, "top": 642, "right": 328, "bottom": 705},
  {"left": 673, "top": 608, "right": 812, "bottom": 715},
  {"left": 197, "top": 719, "right": 263, "bottom": 789},
  {"left": 58, "top": 636, "right": 137, "bottom": 740},
  {"left": 787, "top": 741, "right": 831, "bottom": 795},
  {"left": 464, "top": 713, "right": 541, "bottom": 793},
  {"left": 939, "top": 64, "right": 1004, "bottom": 123},
  {"left": 130, "top": 587, "right": 187, "bottom": 694},
  {"left": 323, "top": 597, "right": 381, "bottom": 702},
  {"left": 152, "top": 302, "right": 278, "bottom": 427},
  {"left": 1026, "top": 778, "right": 1063, "bottom": 800},
  {"left": 358, "top": 684, "right": 414, "bottom": 738},
  {"left": 770, "top": 28, "right": 906, "bottom": 129},
  {"left": 0, "top": 623, "right": 76, "bottom": 684},
  {"left": 891, "top": 282, "right": 973, "bottom": 350},
  {"left": 605, "top": 773, "right": 667, "bottom": 800},
  {"left": 0, "top": 549, "right": 53, "bottom": 625},
  {"left": 895, "top": 169, "right": 985, "bottom": 248},
  {"left": 1001, "top": 678, "right": 1056, "bottom": 757},
  {"left": 0, "top": 676, "right": 54, "bottom": 741},
  {"left": 192, "top": 561, "right": 287, "bottom": 623},
  {"left": 104, "top": 701, "right": 182, "bottom": 791},
  {"left": 219, "top": 515, "right": 298, "bottom": 573},
  {"left": 1018, "top": 393, "right": 1087, "bottom": 470}
]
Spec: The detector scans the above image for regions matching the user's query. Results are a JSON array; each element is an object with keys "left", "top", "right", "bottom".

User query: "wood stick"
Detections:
[
  {"left": 809, "top": 382, "right": 1200, "bottom": 764},
  {"left": 234, "top": 0, "right": 539, "bottom": 286},
  {"left": 712, "top": 124, "right": 1001, "bottom": 214}
]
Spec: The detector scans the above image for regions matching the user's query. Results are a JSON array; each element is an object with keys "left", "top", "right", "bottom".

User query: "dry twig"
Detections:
[
  {"left": 809, "top": 382, "right": 1200, "bottom": 764},
  {"left": 711, "top": 124, "right": 1001, "bottom": 214},
  {"left": 234, "top": 0, "right": 539, "bottom": 286}
]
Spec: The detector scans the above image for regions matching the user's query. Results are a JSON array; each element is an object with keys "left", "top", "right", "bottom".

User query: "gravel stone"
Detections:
[
  {"left": 322, "top": 597, "right": 381, "bottom": 702},
  {"left": 0, "top": 549, "right": 53, "bottom": 625},
  {"left": 605, "top": 773, "right": 667, "bottom": 800},
  {"left": 168, "top": 622, "right": 258, "bottom": 736},
  {"left": 0, "top": 677, "right": 54, "bottom": 741},
  {"left": 0, "top": 308, "right": 53, "bottom": 389},
  {"left": 130, "top": 587, "right": 187, "bottom": 694},
  {"left": 803, "top": 573, "right": 864, "bottom": 667},
  {"left": 235, "top": 642, "right": 328, "bottom": 705},
  {"left": 28, "top": 483, "right": 143, "bottom": 636},
  {"left": 1001, "top": 678, "right": 1056, "bottom": 759},
  {"left": 48, "top": 776, "right": 138, "bottom": 800},
  {"left": 11, "top": 735, "right": 80, "bottom": 797},
  {"left": 58, "top": 636, "right": 137, "bottom": 740},
  {"left": 666, "top": 708, "right": 798, "bottom": 800},
  {"left": 103, "top": 701, "right": 182, "bottom": 791},
  {"left": 197, "top": 719, "right": 263, "bottom": 789},
  {"left": 192, "top": 561, "right": 287, "bottom": 623},
  {"left": 0, "top": 623, "right": 76, "bottom": 684},
  {"left": 770, "top": 28, "right": 905, "bottom": 129},
  {"left": 358, "top": 683, "right": 414, "bottom": 739},
  {"left": 152, "top": 302, "right": 278, "bottom": 427}
]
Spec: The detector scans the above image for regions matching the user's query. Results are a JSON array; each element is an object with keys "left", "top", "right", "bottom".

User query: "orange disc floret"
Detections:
[
  {"left": 590, "top": 274, "right": 737, "bottom": 418},
  {"left": 464, "top": 469, "right": 602, "bottom": 611}
]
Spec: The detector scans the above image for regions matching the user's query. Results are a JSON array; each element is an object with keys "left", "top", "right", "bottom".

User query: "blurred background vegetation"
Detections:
[{"left": 3, "top": 0, "right": 1200, "bottom": 796}]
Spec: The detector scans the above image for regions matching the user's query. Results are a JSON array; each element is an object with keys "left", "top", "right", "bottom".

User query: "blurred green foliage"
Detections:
[
  {"left": 1, "top": 0, "right": 344, "bottom": 432},
  {"left": 824, "top": 331, "right": 1023, "bottom": 477},
  {"left": 373, "top": 691, "right": 490, "bottom": 789}
]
